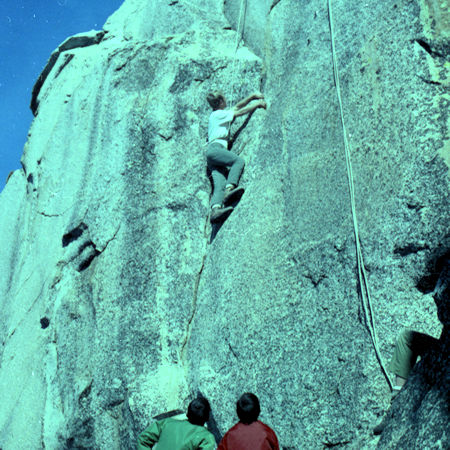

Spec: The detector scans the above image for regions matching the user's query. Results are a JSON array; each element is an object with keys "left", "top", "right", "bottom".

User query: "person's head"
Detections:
[
  {"left": 207, "top": 91, "right": 226, "bottom": 110},
  {"left": 236, "top": 393, "right": 260, "bottom": 424},
  {"left": 187, "top": 397, "right": 211, "bottom": 426}
]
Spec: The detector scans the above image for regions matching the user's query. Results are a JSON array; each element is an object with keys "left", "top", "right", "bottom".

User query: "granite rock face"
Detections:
[{"left": 0, "top": 0, "right": 449, "bottom": 449}]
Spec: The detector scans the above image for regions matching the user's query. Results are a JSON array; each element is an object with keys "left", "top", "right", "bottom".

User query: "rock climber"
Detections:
[
  {"left": 387, "top": 329, "right": 439, "bottom": 395},
  {"left": 373, "top": 258, "right": 449, "bottom": 435},
  {"left": 137, "top": 397, "right": 216, "bottom": 449},
  {"left": 206, "top": 90, "right": 266, "bottom": 222},
  {"left": 217, "top": 392, "right": 280, "bottom": 450},
  {"left": 372, "top": 331, "right": 439, "bottom": 435}
]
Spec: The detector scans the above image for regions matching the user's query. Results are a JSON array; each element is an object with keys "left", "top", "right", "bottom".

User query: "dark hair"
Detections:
[
  {"left": 236, "top": 393, "right": 260, "bottom": 424},
  {"left": 187, "top": 398, "right": 211, "bottom": 426},
  {"left": 206, "top": 91, "right": 224, "bottom": 109}
]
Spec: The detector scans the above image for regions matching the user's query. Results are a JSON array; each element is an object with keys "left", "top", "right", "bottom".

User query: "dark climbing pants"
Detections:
[
  {"left": 388, "top": 329, "right": 438, "bottom": 379},
  {"left": 206, "top": 142, "right": 244, "bottom": 206}
]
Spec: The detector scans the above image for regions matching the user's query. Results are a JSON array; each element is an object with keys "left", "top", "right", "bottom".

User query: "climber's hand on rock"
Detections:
[
  {"left": 258, "top": 100, "right": 267, "bottom": 109},
  {"left": 252, "top": 92, "right": 264, "bottom": 100}
]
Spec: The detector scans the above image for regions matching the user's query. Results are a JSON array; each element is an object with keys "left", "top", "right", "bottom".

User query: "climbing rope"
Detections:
[
  {"left": 228, "top": 0, "right": 248, "bottom": 108},
  {"left": 203, "top": 0, "right": 247, "bottom": 147},
  {"left": 327, "top": 0, "right": 393, "bottom": 392}
]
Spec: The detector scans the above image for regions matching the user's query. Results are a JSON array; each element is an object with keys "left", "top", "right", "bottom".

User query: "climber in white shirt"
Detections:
[{"left": 206, "top": 90, "right": 266, "bottom": 222}]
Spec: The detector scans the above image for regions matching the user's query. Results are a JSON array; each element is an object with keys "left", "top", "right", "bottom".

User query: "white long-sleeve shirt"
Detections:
[{"left": 207, "top": 109, "right": 234, "bottom": 147}]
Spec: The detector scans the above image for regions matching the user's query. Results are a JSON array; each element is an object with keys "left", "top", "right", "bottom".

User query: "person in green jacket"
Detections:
[{"left": 137, "top": 397, "right": 216, "bottom": 449}]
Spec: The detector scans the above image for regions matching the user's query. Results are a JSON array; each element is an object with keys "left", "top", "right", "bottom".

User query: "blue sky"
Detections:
[{"left": 0, "top": 0, "right": 124, "bottom": 190}]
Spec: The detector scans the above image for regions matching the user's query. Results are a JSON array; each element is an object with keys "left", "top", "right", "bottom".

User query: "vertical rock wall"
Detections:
[{"left": 0, "top": 0, "right": 448, "bottom": 448}]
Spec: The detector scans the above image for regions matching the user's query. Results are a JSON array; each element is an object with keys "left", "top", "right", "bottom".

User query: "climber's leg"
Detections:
[
  {"left": 226, "top": 153, "right": 244, "bottom": 188},
  {"left": 207, "top": 143, "right": 245, "bottom": 207},
  {"left": 208, "top": 169, "right": 233, "bottom": 222},
  {"left": 206, "top": 143, "right": 244, "bottom": 221},
  {"left": 206, "top": 144, "right": 244, "bottom": 190},
  {"left": 209, "top": 168, "right": 227, "bottom": 207},
  {"left": 388, "top": 329, "right": 438, "bottom": 383},
  {"left": 373, "top": 329, "right": 438, "bottom": 435}
]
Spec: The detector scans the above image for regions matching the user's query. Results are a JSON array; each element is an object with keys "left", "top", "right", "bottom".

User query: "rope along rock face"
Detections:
[{"left": 327, "top": 0, "right": 393, "bottom": 392}]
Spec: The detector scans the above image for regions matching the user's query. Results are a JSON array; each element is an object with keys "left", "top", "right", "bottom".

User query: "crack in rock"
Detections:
[
  {"left": 415, "top": 39, "right": 446, "bottom": 59},
  {"left": 102, "top": 225, "right": 121, "bottom": 252},
  {"left": 227, "top": 341, "right": 238, "bottom": 359},
  {"left": 193, "top": 64, "right": 228, "bottom": 83},
  {"left": 78, "top": 380, "right": 93, "bottom": 405},
  {"left": 55, "top": 53, "right": 75, "bottom": 79},
  {"left": 179, "top": 215, "right": 210, "bottom": 361},
  {"left": 323, "top": 440, "right": 351, "bottom": 448},
  {"left": 4, "top": 278, "right": 49, "bottom": 344},
  {"left": 417, "top": 75, "right": 444, "bottom": 87},
  {"left": 305, "top": 273, "right": 328, "bottom": 287},
  {"left": 394, "top": 243, "right": 430, "bottom": 257},
  {"left": 269, "top": 0, "right": 282, "bottom": 14},
  {"left": 39, "top": 204, "right": 75, "bottom": 218},
  {"left": 179, "top": 252, "right": 207, "bottom": 360}
]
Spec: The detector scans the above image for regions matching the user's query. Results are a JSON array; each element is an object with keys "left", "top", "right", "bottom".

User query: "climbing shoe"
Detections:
[
  {"left": 210, "top": 206, "right": 233, "bottom": 223},
  {"left": 224, "top": 186, "right": 245, "bottom": 204}
]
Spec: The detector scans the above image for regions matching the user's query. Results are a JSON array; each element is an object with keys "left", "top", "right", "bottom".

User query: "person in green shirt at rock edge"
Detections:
[
  {"left": 137, "top": 397, "right": 216, "bottom": 449},
  {"left": 373, "top": 331, "right": 439, "bottom": 436},
  {"left": 373, "top": 259, "right": 449, "bottom": 435},
  {"left": 206, "top": 90, "right": 266, "bottom": 223}
]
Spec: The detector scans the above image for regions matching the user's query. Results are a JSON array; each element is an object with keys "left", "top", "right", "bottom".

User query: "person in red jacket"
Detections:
[{"left": 217, "top": 393, "right": 279, "bottom": 450}]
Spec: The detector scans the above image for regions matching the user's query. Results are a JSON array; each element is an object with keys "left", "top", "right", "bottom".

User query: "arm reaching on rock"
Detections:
[
  {"left": 234, "top": 99, "right": 266, "bottom": 117},
  {"left": 233, "top": 92, "right": 264, "bottom": 110}
]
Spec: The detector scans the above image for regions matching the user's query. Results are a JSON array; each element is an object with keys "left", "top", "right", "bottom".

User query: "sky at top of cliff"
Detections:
[{"left": 0, "top": 0, "right": 124, "bottom": 191}]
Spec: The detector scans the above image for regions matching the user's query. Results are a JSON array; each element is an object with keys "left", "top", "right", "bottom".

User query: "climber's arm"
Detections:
[
  {"left": 233, "top": 92, "right": 264, "bottom": 110},
  {"left": 137, "top": 421, "right": 163, "bottom": 449},
  {"left": 234, "top": 99, "right": 267, "bottom": 117}
]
